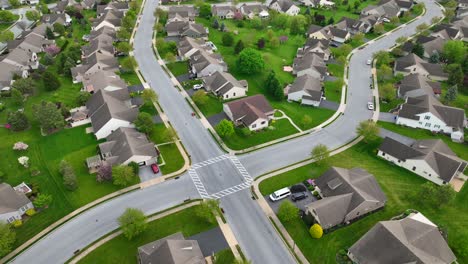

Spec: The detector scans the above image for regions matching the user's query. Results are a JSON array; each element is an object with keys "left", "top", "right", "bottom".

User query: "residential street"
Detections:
[{"left": 9, "top": 0, "right": 443, "bottom": 263}]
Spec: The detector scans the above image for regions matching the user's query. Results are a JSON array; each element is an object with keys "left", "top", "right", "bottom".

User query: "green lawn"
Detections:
[
  {"left": 271, "top": 102, "right": 335, "bottom": 131},
  {"left": 78, "top": 205, "right": 218, "bottom": 264},
  {"left": 213, "top": 248, "right": 236, "bottom": 264},
  {"left": 305, "top": 0, "right": 379, "bottom": 22},
  {"left": 167, "top": 61, "right": 189, "bottom": 77},
  {"left": 220, "top": 119, "right": 299, "bottom": 150},
  {"left": 0, "top": 15, "right": 19, "bottom": 32},
  {"left": 378, "top": 121, "right": 468, "bottom": 160},
  {"left": 324, "top": 80, "right": 343, "bottom": 103},
  {"left": 194, "top": 93, "right": 224, "bottom": 117},
  {"left": 379, "top": 98, "right": 404, "bottom": 112},
  {"left": 259, "top": 140, "right": 468, "bottom": 263},
  {"left": 158, "top": 143, "right": 185, "bottom": 175}
]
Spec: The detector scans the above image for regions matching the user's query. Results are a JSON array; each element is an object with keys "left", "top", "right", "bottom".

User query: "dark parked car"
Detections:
[
  {"left": 291, "top": 192, "right": 307, "bottom": 201},
  {"left": 151, "top": 164, "right": 159, "bottom": 174}
]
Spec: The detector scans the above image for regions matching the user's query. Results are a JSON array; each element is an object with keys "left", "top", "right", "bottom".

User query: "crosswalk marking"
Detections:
[{"left": 189, "top": 154, "right": 254, "bottom": 200}]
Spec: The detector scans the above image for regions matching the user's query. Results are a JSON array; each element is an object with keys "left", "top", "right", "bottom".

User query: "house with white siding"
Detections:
[
  {"left": 189, "top": 50, "right": 227, "bottom": 77},
  {"left": 203, "top": 71, "right": 248, "bottom": 100},
  {"left": 378, "top": 137, "right": 467, "bottom": 186},
  {"left": 223, "top": 95, "right": 274, "bottom": 131},
  {"left": 292, "top": 53, "right": 327, "bottom": 79},
  {"left": 393, "top": 53, "right": 448, "bottom": 81},
  {"left": 0, "top": 183, "right": 34, "bottom": 224},
  {"left": 285, "top": 74, "right": 323, "bottom": 106},
  {"left": 269, "top": 0, "right": 300, "bottom": 16}
]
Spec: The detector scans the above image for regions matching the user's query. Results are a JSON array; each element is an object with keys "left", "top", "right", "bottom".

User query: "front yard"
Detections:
[
  {"left": 77, "top": 205, "right": 219, "bottom": 264},
  {"left": 259, "top": 140, "right": 468, "bottom": 263}
]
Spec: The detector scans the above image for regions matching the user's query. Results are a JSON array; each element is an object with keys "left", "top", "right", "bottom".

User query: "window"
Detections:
[
  {"left": 425, "top": 123, "right": 431, "bottom": 127},
  {"left": 434, "top": 125, "right": 440, "bottom": 129},
  {"left": 7, "top": 217, "right": 15, "bottom": 223},
  {"left": 233, "top": 92, "right": 236, "bottom": 97},
  {"left": 398, "top": 160, "right": 401, "bottom": 163},
  {"left": 412, "top": 166, "right": 416, "bottom": 171},
  {"left": 424, "top": 116, "right": 430, "bottom": 120},
  {"left": 382, "top": 152, "right": 385, "bottom": 156},
  {"left": 261, "top": 121, "right": 266, "bottom": 125},
  {"left": 252, "top": 124, "right": 256, "bottom": 128}
]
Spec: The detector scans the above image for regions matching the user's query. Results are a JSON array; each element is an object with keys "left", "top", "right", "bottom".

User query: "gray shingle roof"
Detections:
[
  {"left": 305, "top": 167, "right": 387, "bottom": 229},
  {"left": 349, "top": 212, "right": 456, "bottom": 264},
  {"left": 225, "top": 95, "right": 273, "bottom": 126},
  {"left": 0, "top": 183, "right": 31, "bottom": 215},
  {"left": 203, "top": 71, "right": 247, "bottom": 96},
  {"left": 82, "top": 70, "right": 127, "bottom": 93},
  {"left": 399, "top": 73, "right": 441, "bottom": 98},
  {"left": 379, "top": 137, "right": 467, "bottom": 182},
  {"left": 288, "top": 74, "right": 322, "bottom": 101},
  {"left": 394, "top": 53, "right": 448, "bottom": 78},
  {"left": 270, "top": 0, "right": 295, "bottom": 12},
  {"left": 293, "top": 52, "right": 327, "bottom": 76}
]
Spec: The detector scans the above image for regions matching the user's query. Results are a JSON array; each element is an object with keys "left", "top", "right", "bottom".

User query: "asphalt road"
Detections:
[{"left": 10, "top": 0, "right": 442, "bottom": 263}]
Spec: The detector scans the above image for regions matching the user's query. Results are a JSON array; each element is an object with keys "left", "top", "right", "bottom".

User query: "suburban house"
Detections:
[
  {"left": 393, "top": 53, "right": 448, "bottom": 81},
  {"left": 168, "top": 6, "right": 197, "bottom": 21},
  {"left": 98, "top": 127, "right": 158, "bottom": 166},
  {"left": 41, "top": 14, "right": 72, "bottom": 26},
  {"left": 397, "top": 73, "right": 441, "bottom": 98},
  {"left": 165, "top": 21, "right": 207, "bottom": 39},
  {"left": 80, "top": 0, "right": 97, "bottom": 10},
  {"left": 51, "top": 0, "right": 69, "bottom": 14},
  {"left": 285, "top": 74, "right": 323, "bottom": 106},
  {"left": 304, "top": 167, "right": 387, "bottom": 231},
  {"left": 223, "top": 94, "right": 274, "bottom": 131},
  {"left": 7, "top": 34, "right": 53, "bottom": 53},
  {"left": 92, "top": 9, "right": 124, "bottom": 31},
  {"left": 21, "top": 24, "right": 48, "bottom": 39},
  {"left": 415, "top": 36, "right": 446, "bottom": 59},
  {"left": 378, "top": 137, "right": 467, "bottom": 185},
  {"left": 96, "top": 2, "right": 129, "bottom": 17},
  {"left": 202, "top": 71, "right": 248, "bottom": 100},
  {"left": 320, "top": 25, "right": 351, "bottom": 43},
  {"left": 86, "top": 89, "right": 139, "bottom": 139},
  {"left": 0, "top": 183, "right": 34, "bottom": 224},
  {"left": 189, "top": 50, "right": 227, "bottom": 77},
  {"left": 335, "top": 16, "right": 379, "bottom": 34},
  {"left": 82, "top": 70, "right": 127, "bottom": 93},
  {"left": 459, "top": 0, "right": 468, "bottom": 8},
  {"left": 71, "top": 52, "right": 119, "bottom": 83},
  {"left": 307, "top": 25, "right": 328, "bottom": 39},
  {"left": 211, "top": 5, "right": 236, "bottom": 19},
  {"left": 296, "top": 39, "right": 331, "bottom": 61},
  {"left": 81, "top": 33, "right": 115, "bottom": 58},
  {"left": 361, "top": 0, "right": 402, "bottom": 20},
  {"left": 431, "top": 24, "right": 462, "bottom": 40},
  {"left": 177, "top": 36, "right": 212, "bottom": 59},
  {"left": 395, "top": 94, "right": 466, "bottom": 141},
  {"left": 292, "top": 52, "right": 327, "bottom": 79},
  {"left": 269, "top": 0, "right": 300, "bottom": 16},
  {"left": 348, "top": 212, "right": 456, "bottom": 264},
  {"left": 0, "top": 62, "right": 28, "bottom": 91},
  {"left": 239, "top": 4, "right": 269, "bottom": 19},
  {"left": 1, "top": 48, "right": 39, "bottom": 70},
  {"left": 137, "top": 232, "right": 205, "bottom": 264},
  {"left": 300, "top": 0, "right": 335, "bottom": 8},
  {"left": 88, "top": 26, "right": 117, "bottom": 42}
]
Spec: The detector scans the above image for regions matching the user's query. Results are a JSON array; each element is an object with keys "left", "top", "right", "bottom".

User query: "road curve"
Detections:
[{"left": 9, "top": 0, "right": 442, "bottom": 263}]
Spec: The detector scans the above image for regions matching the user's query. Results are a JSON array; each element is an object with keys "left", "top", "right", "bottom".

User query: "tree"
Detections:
[
  {"left": 25, "top": 10, "right": 41, "bottom": 21},
  {"left": 443, "top": 40, "right": 466, "bottom": 64},
  {"left": 43, "top": 53, "right": 54, "bottom": 65},
  {"left": 165, "top": 52, "right": 176, "bottom": 63},
  {"left": 199, "top": 3, "right": 211, "bottom": 19},
  {"left": 53, "top": 23, "right": 65, "bottom": 36},
  {"left": 222, "top": 33, "right": 234, "bottom": 46},
  {"left": 444, "top": 85, "right": 458, "bottom": 102},
  {"left": 59, "top": 160, "right": 78, "bottom": 191},
  {"left": 128, "top": 161, "right": 139, "bottom": 175},
  {"left": 216, "top": 119, "right": 235, "bottom": 138},
  {"left": 429, "top": 52, "right": 439, "bottom": 63},
  {"left": 141, "top": 89, "right": 157, "bottom": 102},
  {"left": 11, "top": 88, "right": 24, "bottom": 106},
  {"left": 96, "top": 163, "right": 112, "bottom": 182},
  {"left": 42, "top": 71, "right": 61, "bottom": 91},
  {"left": 12, "top": 77, "right": 35, "bottom": 95},
  {"left": 44, "top": 44, "right": 61, "bottom": 56},
  {"left": 257, "top": 38, "right": 265, "bottom": 49},
  {"left": 220, "top": 22, "right": 225, "bottom": 32},
  {"left": 76, "top": 91, "right": 91, "bottom": 106},
  {"left": 380, "top": 83, "right": 396, "bottom": 101},
  {"left": 390, "top": 16, "right": 400, "bottom": 25},
  {"left": 116, "top": 42, "right": 131, "bottom": 54},
  {"left": 112, "top": 165, "right": 136, "bottom": 186},
  {"left": 8, "top": 0, "right": 20, "bottom": 7},
  {"left": 311, "top": 144, "right": 329, "bottom": 165},
  {"left": 134, "top": 112, "right": 154, "bottom": 134},
  {"left": 33, "top": 101, "right": 65, "bottom": 133},
  {"left": 0, "top": 222, "right": 16, "bottom": 257},
  {"left": 351, "top": 32, "right": 364, "bottom": 45},
  {"left": 163, "top": 126, "right": 177, "bottom": 141},
  {"left": 443, "top": 8, "right": 455, "bottom": 22},
  {"left": 416, "top": 23, "right": 429, "bottom": 34},
  {"left": 412, "top": 42, "right": 425, "bottom": 58},
  {"left": 416, "top": 182, "right": 456, "bottom": 209},
  {"left": 396, "top": 36, "right": 407, "bottom": 45},
  {"left": 0, "top": 10, "right": 16, "bottom": 22},
  {"left": 356, "top": 120, "right": 379, "bottom": 143},
  {"left": 236, "top": 48, "right": 265, "bottom": 75},
  {"left": 33, "top": 193, "right": 53, "bottom": 208},
  {"left": 118, "top": 208, "right": 148, "bottom": 240},
  {"left": 290, "top": 15, "right": 307, "bottom": 35},
  {"left": 117, "top": 28, "right": 131, "bottom": 40},
  {"left": 0, "top": 30, "right": 14, "bottom": 43},
  {"left": 7, "top": 111, "right": 29, "bottom": 131},
  {"left": 373, "top": 23, "right": 385, "bottom": 34},
  {"left": 373, "top": 51, "right": 392, "bottom": 68},
  {"left": 377, "top": 65, "right": 392, "bottom": 82},
  {"left": 309, "top": 224, "right": 323, "bottom": 239},
  {"left": 46, "top": 26, "right": 54, "bottom": 40},
  {"left": 277, "top": 200, "right": 299, "bottom": 223},
  {"left": 234, "top": 40, "right": 244, "bottom": 54},
  {"left": 212, "top": 18, "right": 219, "bottom": 29},
  {"left": 270, "top": 37, "right": 279, "bottom": 48},
  {"left": 265, "top": 70, "right": 283, "bottom": 100},
  {"left": 446, "top": 63, "right": 463, "bottom": 86},
  {"left": 195, "top": 199, "right": 219, "bottom": 224},
  {"left": 192, "top": 90, "right": 208, "bottom": 105},
  {"left": 121, "top": 56, "right": 137, "bottom": 72}
]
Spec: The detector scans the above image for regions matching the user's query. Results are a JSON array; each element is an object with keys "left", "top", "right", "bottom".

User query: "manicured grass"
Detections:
[
  {"left": 378, "top": 121, "right": 468, "bottom": 160},
  {"left": 440, "top": 82, "right": 468, "bottom": 113},
  {"left": 167, "top": 61, "right": 189, "bottom": 77},
  {"left": 271, "top": 102, "right": 335, "bottom": 131},
  {"left": 220, "top": 119, "right": 299, "bottom": 150},
  {"left": 259, "top": 140, "right": 468, "bottom": 263},
  {"left": 158, "top": 143, "right": 185, "bottom": 175},
  {"left": 194, "top": 93, "right": 224, "bottom": 118},
  {"left": 327, "top": 63, "right": 344, "bottom": 78},
  {"left": 324, "top": 80, "right": 343, "bottom": 103},
  {"left": 0, "top": 15, "right": 19, "bottom": 32},
  {"left": 305, "top": 0, "right": 379, "bottom": 22},
  {"left": 139, "top": 101, "right": 158, "bottom": 116},
  {"left": 78, "top": 205, "right": 217, "bottom": 264},
  {"left": 379, "top": 98, "right": 404, "bottom": 112},
  {"left": 213, "top": 248, "right": 236, "bottom": 264}
]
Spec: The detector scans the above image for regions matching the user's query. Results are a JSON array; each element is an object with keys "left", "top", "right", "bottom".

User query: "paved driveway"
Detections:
[
  {"left": 379, "top": 112, "right": 397, "bottom": 122},
  {"left": 139, "top": 165, "right": 161, "bottom": 182},
  {"left": 379, "top": 128, "right": 415, "bottom": 145},
  {"left": 188, "top": 227, "right": 229, "bottom": 257},
  {"left": 319, "top": 100, "right": 339, "bottom": 111},
  {"left": 207, "top": 112, "right": 228, "bottom": 127}
]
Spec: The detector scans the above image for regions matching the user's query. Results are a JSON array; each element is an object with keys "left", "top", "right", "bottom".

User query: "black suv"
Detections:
[{"left": 291, "top": 192, "right": 307, "bottom": 201}]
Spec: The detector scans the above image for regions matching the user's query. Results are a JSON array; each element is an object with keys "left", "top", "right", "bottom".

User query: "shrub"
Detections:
[
  {"left": 313, "top": 191, "right": 318, "bottom": 196},
  {"left": 12, "top": 220, "right": 22, "bottom": 228},
  {"left": 240, "top": 127, "right": 251, "bottom": 137},
  {"left": 277, "top": 200, "right": 299, "bottom": 223},
  {"left": 309, "top": 224, "right": 323, "bottom": 238},
  {"left": 128, "top": 161, "right": 139, "bottom": 175},
  {"left": 25, "top": 208, "right": 36, "bottom": 216}
]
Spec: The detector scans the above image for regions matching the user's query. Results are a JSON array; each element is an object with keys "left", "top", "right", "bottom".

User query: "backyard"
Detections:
[
  {"left": 77, "top": 205, "right": 219, "bottom": 264},
  {"left": 259, "top": 140, "right": 468, "bottom": 263}
]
